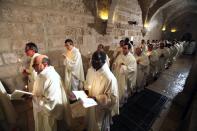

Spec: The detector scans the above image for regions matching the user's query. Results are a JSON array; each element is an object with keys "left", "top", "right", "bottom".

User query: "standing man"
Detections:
[
  {"left": 113, "top": 42, "right": 137, "bottom": 106},
  {"left": 147, "top": 44, "right": 159, "bottom": 80},
  {"left": 32, "top": 55, "right": 71, "bottom": 131},
  {"left": 23, "top": 42, "right": 40, "bottom": 92},
  {"left": 85, "top": 51, "right": 119, "bottom": 131},
  {"left": 97, "top": 44, "right": 110, "bottom": 66},
  {"left": 63, "top": 39, "right": 84, "bottom": 92},
  {"left": 134, "top": 47, "right": 150, "bottom": 92}
]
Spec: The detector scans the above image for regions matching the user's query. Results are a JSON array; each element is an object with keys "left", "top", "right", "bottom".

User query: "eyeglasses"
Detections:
[{"left": 32, "top": 63, "right": 40, "bottom": 67}]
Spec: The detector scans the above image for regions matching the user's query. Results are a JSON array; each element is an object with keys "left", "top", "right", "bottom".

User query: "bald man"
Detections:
[{"left": 32, "top": 55, "right": 71, "bottom": 131}]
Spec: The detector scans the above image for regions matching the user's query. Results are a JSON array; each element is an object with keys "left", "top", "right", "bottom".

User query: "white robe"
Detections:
[
  {"left": 32, "top": 66, "right": 72, "bottom": 131},
  {"left": 169, "top": 46, "right": 176, "bottom": 64},
  {"left": 174, "top": 43, "right": 181, "bottom": 59},
  {"left": 63, "top": 47, "right": 85, "bottom": 92},
  {"left": 135, "top": 53, "right": 150, "bottom": 90},
  {"left": 85, "top": 63, "right": 119, "bottom": 131},
  {"left": 140, "top": 44, "right": 148, "bottom": 53},
  {"left": 26, "top": 53, "right": 40, "bottom": 92},
  {"left": 156, "top": 48, "right": 169, "bottom": 72},
  {"left": 113, "top": 52, "right": 137, "bottom": 104},
  {"left": 146, "top": 50, "right": 159, "bottom": 78}
]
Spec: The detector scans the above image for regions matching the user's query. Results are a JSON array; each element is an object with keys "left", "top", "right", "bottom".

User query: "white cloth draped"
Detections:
[
  {"left": 26, "top": 53, "right": 40, "bottom": 92},
  {"left": 32, "top": 66, "right": 71, "bottom": 131},
  {"left": 85, "top": 63, "right": 119, "bottom": 131},
  {"left": 135, "top": 53, "right": 150, "bottom": 90},
  {"left": 156, "top": 48, "right": 169, "bottom": 72},
  {"left": 63, "top": 47, "right": 85, "bottom": 92},
  {"left": 113, "top": 52, "right": 137, "bottom": 104},
  {"left": 147, "top": 50, "right": 159, "bottom": 78}
]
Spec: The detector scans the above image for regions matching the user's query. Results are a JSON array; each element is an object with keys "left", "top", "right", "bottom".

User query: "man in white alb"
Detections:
[
  {"left": 85, "top": 51, "right": 119, "bottom": 131},
  {"left": 63, "top": 39, "right": 85, "bottom": 92},
  {"left": 32, "top": 55, "right": 72, "bottom": 131},
  {"left": 113, "top": 42, "right": 137, "bottom": 105},
  {"left": 23, "top": 42, "right": 40, "bottom": 92}
]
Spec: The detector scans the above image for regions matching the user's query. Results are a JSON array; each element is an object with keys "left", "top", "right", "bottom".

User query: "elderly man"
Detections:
[
  {"left": 23, "top": 42, "right": 40, "bottom": 92},
  {"left": 113, "top": 42, "right": 137, "bottom": 106},
  {"left": 134, "top": 47, "right": 150, "bottom": 92},
  {"left": 32, "top": 55, "right": 71, "bottom": 131},
  {"left": 85, "top": 51, "right": 119, "bottom": 131},
  {"left": 63, "top": 39, "right": 84, "bottom": 92}
]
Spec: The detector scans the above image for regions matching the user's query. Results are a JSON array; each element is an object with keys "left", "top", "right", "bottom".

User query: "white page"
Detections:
[
  {"left": 0, "top": 81, "right": 7, "bottom": 94},
  {"left": 72, "top": 91, "right": 88, "bottom": 100},
  {"left": 10, "top": 90, "right": 33, "bottom": 100},
  {"left": 81, "top": 97, "right": 97, "bottom": 108}
]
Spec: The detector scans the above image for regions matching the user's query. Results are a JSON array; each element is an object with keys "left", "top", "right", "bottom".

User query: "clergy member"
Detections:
[
  {"left": 63, "top": 39, "right": 85, "bottom": 92},
  {"left": 32, "top": 55, "right": 72, "bottom": 131},
  {"left": 156, "top": 42, "right": 170, "bottom": 72},
  {"left": 97, "top": 44, "right": 110, "bottom": 66},
  {"left": 113, "top": 42, "right": 137, "bottom": 106},
  {"left": 139, "top": 39, "right": 148, "bottom": 53},
  {"left": 85, "top": 51, "right": 119, "bottom": 131},
  {"left": 110, "top": 40, "right": 125, "bottom": 69},
  {"left": 134, "top": 47, "right": 150, "bottom": 92},
  {"left": 23, "top": 42, "right": 40, "bottom": 92},
  {"left": 147, "top": 44, "right": 159, "bottom": 80}
]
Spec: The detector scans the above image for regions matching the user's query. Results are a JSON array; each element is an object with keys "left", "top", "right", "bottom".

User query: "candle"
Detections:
[
  {"left": 25, "top": 85, "right": 28, "bottom": 89},
  {"left": 18, "top": 58, "right": 22, "bottom": 63},
  {"left": 147, "top": 52, "right": 151, "bottom": 57}
]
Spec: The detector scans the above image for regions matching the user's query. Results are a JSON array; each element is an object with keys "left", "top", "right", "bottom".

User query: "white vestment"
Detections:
[
  {"left": 146, "top": 50, "right": 159, "bottom": 78},
  {"left": 85, "top": 63, "right": 119, "bottom": 131},
  {"left": 169, "top": 46, "right": 176, "bottom": 64},
  {"left": 135, "top": 53, "right": 150, "bottom": 90},
  {"left": 26, "top": 53, "right": 40, "bottom": 92},
  {"left": 164, "top": 47, "right": 171, "bottom": 68},
  {"left": 63, "top": 47, "right": 85, "bottom": 92},
  {"left": 140, "top": 44, "right": 148, "bottom": 53},
  {"left": 156, "top": 48, "right": 169, "bottom": 72},
  {"left": 174, "top": 43, "right": 181, "bottom": 59},
  {"left": 33, "top": 66, "right": 71, "bottom": 131},
  {"left": 113, "top": 52, "right": 137, "bottom": 104}
]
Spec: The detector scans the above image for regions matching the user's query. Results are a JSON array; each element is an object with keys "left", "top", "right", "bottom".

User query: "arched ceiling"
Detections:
[{"left": 138, "top": 0, "right": 197, "bottom": 25}]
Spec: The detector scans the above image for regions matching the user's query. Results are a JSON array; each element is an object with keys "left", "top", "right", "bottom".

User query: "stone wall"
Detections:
[
  {"left": 0, "top": 0, "right": 143, "bottom": 91},
  {"left": 107, "top": 0, "right": 143, "bottom": 45},
  {"left": 145, "top": 11, "right": 164, "bottom": 40}
]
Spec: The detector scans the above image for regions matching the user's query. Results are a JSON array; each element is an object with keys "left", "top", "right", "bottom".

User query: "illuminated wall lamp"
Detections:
[
  {"left": 99, "top": 9, "right": 108, "bottom": 21},
  {"left": 171, "top": 28, "right": 177, "bottom": 33},
  {"left": 162, "top": 26, "right": 166, "bottom": 31}
]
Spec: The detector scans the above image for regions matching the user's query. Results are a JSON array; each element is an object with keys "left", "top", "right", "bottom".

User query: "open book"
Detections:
[
  {"left": 0, "top": 81, "right": 32, "bottom": 100},
  {"left": 72, "top": 91, "right": 97, "bottom": 108},
  {"left": 8, "top": 90, "right": 33, "bottom": 100}
]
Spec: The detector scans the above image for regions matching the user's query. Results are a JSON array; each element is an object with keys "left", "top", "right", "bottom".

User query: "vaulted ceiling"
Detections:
[{"left": 138, "top": 0, "right": 197, "bottom": 25}]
